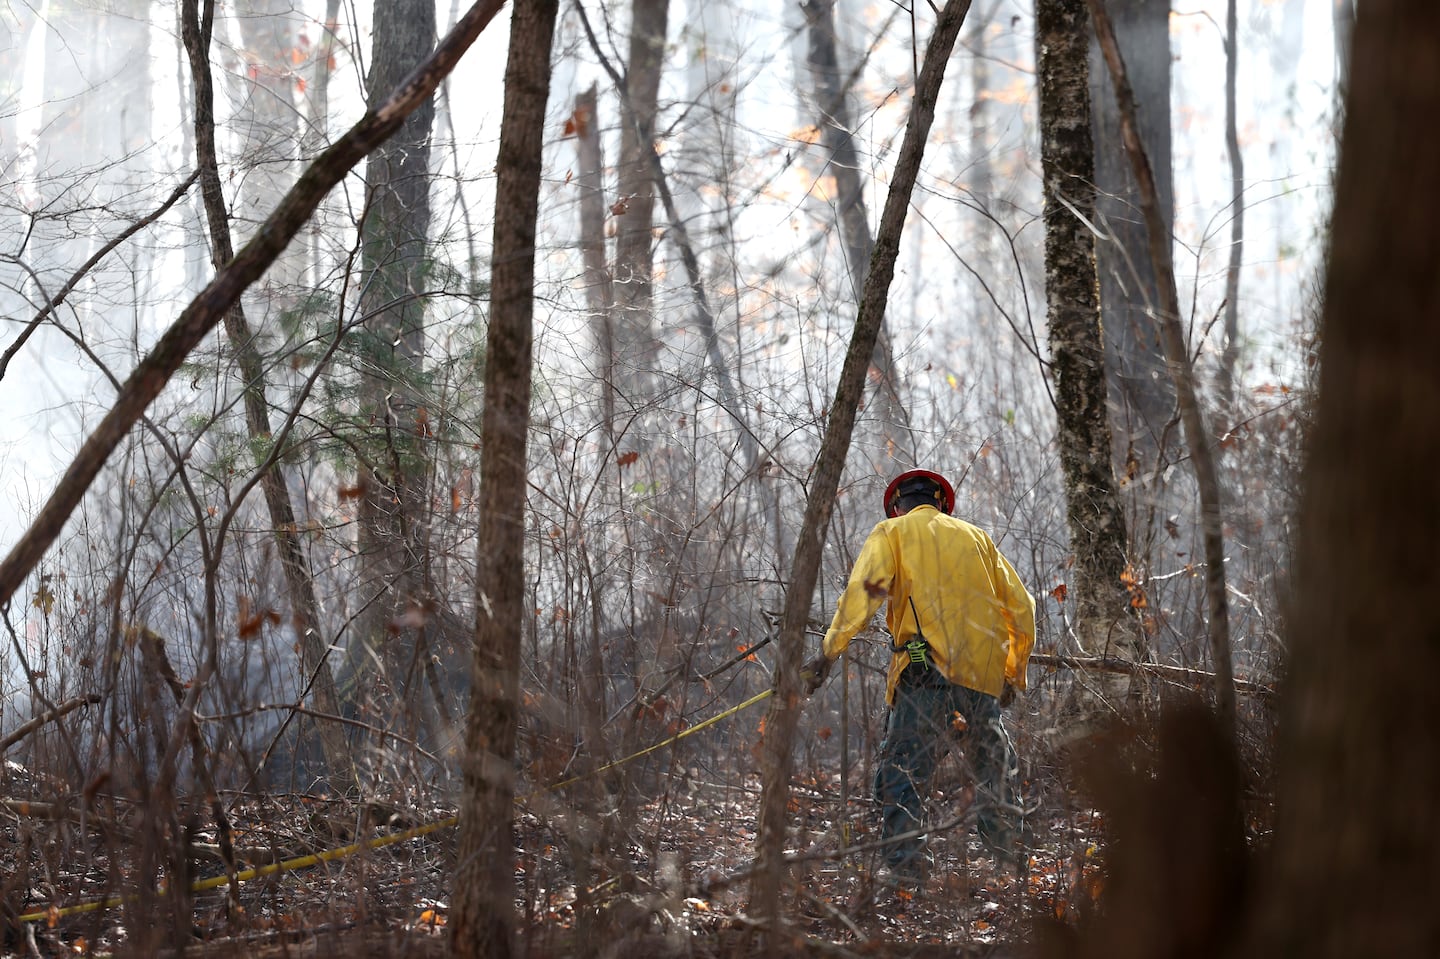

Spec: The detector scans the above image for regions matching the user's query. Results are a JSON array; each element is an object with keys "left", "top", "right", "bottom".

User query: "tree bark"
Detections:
[
  {"left": 449, "top": 1, "right": 558, "bottom": 956},
  {"left": 611, "top": 0, "right": 668, "bottom": 387},
  {"left": 352, "top": 0, "right": 443, "bottom": 736},
  {"left": 574, "top": 83, "right": 615, "bottom": 435},
  {"left": 1036, "top": 0, "right": 1139, "bottom": 718},
  {"left": 181, "top": 0, "right": 355, "bottom": 788},
  {"left": 1252, "top": 2, "right": 1440, "bottom": 951},
  {"left": 1087, "top": 0, "right": 1235, "bottom": 737},
  {"left": 1087, "top": 0, "right": 1175, "bottom": 481},
  {"left": 230, "top": 0, "right": 302, "bottom": 293},
  {"left": 751, "top": 0, "right": 971, "bottom": 923},
  {"left": 1216, "top": 0, "right": 1244, "bottom": 421},
  {"left": 0, "top": 0, "right": 509, "bottom": 609}
]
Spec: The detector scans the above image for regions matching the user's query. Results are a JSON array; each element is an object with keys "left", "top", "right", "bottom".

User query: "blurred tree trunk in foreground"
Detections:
[
  {"left": 450, "top": 1, "right": 558, "bottom": 956},
  {"left": 1253, "top": 1, "right": 1440, "bottom": 952}
]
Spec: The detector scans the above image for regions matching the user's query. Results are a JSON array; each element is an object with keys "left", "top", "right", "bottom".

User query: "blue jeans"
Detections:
[{"left": 874, "top": 667, "right": 1018, "bottom": 868}]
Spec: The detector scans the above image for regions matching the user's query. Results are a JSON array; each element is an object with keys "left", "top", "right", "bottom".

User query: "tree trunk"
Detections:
[
  {"left": 1216, "top": 0, "right": 1244, "bottom": 421},
  {"left": 611, "top": 0, "right": 668, "bottom": 387},
  {"left": 574, "top": 83, "right": 616, "bottom": 436},
  {"left": 449, "top": 1, "right": 558, "bottom": 956},
  {"left": 230, "top": 0, "right": 303, "bottom": 295},
  {"left": 353, "top": 0, "right": 441, "bottom": 737},
  {"left": 1087, "top": 0, "right": 1175, "bottom": 483},
  {"left": 1252, "top": 2, "right": 1440, "bottom": 951},
  {"left": 1036, "top": 0, "right": 1138, "bottom": 722},
  {"left": 751, "top": 0, "right": 971, "bottom": 924},
  {"left": 800, "top": 0, "right": 905, "bottom": 441}
]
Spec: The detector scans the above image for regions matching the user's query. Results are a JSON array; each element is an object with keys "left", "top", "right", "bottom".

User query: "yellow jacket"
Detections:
[{"left": 821, "top": 505, "right": 1035, "bottom": 704}]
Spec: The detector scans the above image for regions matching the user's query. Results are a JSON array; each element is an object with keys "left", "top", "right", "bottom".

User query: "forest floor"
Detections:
[{"left": 2, "top": 758, "right": 1106, "bottom": 958}]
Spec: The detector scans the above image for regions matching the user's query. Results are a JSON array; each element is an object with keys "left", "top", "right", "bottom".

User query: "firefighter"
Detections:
[{"left": 804, "top": 469, "right": 1036, "bottom": 886}]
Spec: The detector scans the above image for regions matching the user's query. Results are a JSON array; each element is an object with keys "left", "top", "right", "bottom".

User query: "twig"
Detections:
[
  {"left": 197, "top": 703, "right": 443, "bottom": 766},
  {"left": 0, "top": 171, "right": 200, "bottom": 382},
  {"left": 798, "top": 886, "right": 868, "bottom": 942}
]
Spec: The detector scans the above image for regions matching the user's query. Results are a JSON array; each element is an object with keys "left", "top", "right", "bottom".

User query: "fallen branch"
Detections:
[
  {"left": 1028, "top": 653, "right": 1274, "bottom": 698},
  {"left": 0, "top": 695, "right": 102, "bottom": 755}
]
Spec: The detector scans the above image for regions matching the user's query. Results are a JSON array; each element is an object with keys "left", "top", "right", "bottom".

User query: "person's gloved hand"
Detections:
[
  {"left": 802, "top": 654, "right": 832, "bottom": 695},
  {"left": 999, "top": 682, "right": 1017, "bottom": 708}
]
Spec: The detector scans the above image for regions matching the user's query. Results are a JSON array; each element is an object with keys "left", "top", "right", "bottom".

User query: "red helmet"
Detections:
[{"left": 883, "top": 469, "right": 955, "bottom": 518}]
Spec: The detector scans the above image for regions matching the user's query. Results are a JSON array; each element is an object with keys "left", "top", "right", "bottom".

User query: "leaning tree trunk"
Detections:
[
  {"left": 1036, "top": 0, "right": 1139, "bottom": 725},
  {"left": 1088, "top": 0, "right": 1175, "bottom": 487},
  {"left": 751, "top": 0, "right": 971, "bottom": 925},
  {"left": 181, "top": 0, "right": 355, "bottom": 787},
  {"left": 449, "top": 1, "right": 558, "bottom": 956},
  {"left": 1087, "top": 0, "right": 1235, "bottom": 737},
  {"left": 1251, "top": 2, "right": 1440, "bottom": 952}
]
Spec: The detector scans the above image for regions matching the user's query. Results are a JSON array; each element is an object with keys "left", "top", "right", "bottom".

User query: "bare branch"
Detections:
[
  {"left": 0, "top": 170, "right": 200, "bottom": 382},
  {"left": 0, "top": 695, "right": 101, "bottom": 755}
]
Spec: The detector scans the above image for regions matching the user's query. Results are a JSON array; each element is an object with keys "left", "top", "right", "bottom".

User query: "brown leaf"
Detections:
[
  {"left": 616, "top": 450, "right": 640, "bottom": 468},
  {"left": 1050, "top": 583, "right": 1068, "bottom": 604},
  {"left": 561, "top": 102, "right": 590, "bottom": 139}
]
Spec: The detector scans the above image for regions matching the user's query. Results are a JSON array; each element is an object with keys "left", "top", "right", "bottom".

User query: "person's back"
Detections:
[
  {"left": 804, "top": 469, "right": 1035, "bottom": 885},
  {"left": 881, "top": 505, "right": 1031, "bottom": 699}
]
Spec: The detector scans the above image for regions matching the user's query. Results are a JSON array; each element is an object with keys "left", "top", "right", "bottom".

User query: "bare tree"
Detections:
[
  {"left": 610, "top": 0, "right": 668, "bottom": 395},
  {"left": 450, "top": 0, "right": 559, "bottom": 955},
  {"left": 800, "top": 0, "right": 906, "bottom": 442},
  {"left": 1087, "top": 0, "right": 1235, "bottom": 735},
  {"left": 352, "top": 0, "right": 445, "bottom": 742},
  {"left": 1087, "top": 0, "right": 1175, "bottom": 486},
  {"left": 1216, "top": 0, "right": 1244, "bottom": 419}
]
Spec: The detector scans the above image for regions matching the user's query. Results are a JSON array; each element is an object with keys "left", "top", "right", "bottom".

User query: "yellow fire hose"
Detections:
[{"left": 18, "top": 688, "right": 775, "bottom": 924}]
